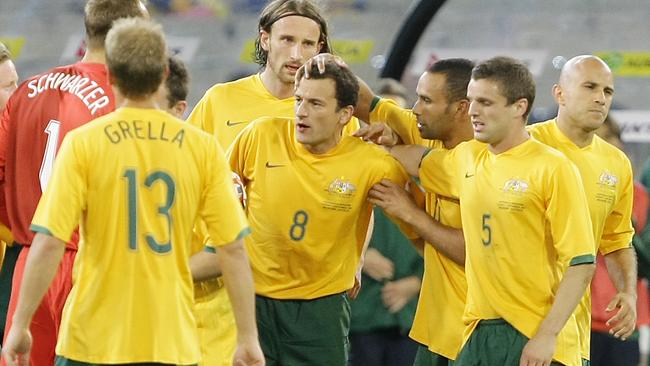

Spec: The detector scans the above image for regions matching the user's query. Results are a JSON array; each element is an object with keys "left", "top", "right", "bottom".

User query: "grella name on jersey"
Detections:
[
  {"left": 104, "top": 120, "right": 185, "bottom": 148},
  {"left": 26, "top": 72, "right": 110, "bottom": 115}
]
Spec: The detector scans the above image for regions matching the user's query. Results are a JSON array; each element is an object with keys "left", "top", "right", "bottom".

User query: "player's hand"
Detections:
[
  {"left": 519, "top": 331, "right": 556, "bottom": 366},
  {"left": 2, "top": 326, "right": 32, "bottom": 366},
  {"left": 353, "top": 123, "right": 399, "bottom": 146},
  {"left": 381, "top": 276, "right": 420, "bottom": 313},
  {"left": 606, "top": 291, "right": 637, "bottom": 340},
  {"left": 300, "top": 53, "right": 348, "bottom": 79},
  {"left": 233, "top": 338, "right": 266, "bottom": 366},
  {"left": 368, "top": 179, "right": 418, "bottom": 222},
  {"left": 347, "top": 267, "right": 362, "bottom": 300},
  {"left": 362, "top": 248, "right": 394, "bottom": 282}
]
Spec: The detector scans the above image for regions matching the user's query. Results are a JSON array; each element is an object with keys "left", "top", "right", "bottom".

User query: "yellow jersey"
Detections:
[
  {"left": 529, "top": 119, "right": 635, "bottom": 360},
  {"left": 186, "top": 73, "right": 361, "bottom": 150},
  {"left": 370, "top": 98, "right": 467, "bottom": 359},
  {"left": 228, "top": 116, "right": 408, "bottom": 299},
  {"left": 31, "top": 107, "right": 249, "bottom": 364},
  {"left": 419, "top": 138, "right": 596, "bottom": 366}
]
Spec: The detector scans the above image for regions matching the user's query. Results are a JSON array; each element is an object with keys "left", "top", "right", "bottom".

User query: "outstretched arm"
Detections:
[{"left": 368, "top": 179, "right": 465, "bottom": 265}]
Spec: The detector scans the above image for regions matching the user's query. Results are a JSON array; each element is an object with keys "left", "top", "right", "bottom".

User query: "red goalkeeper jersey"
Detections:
[{"left": 0, "top": 62, "right": 115, "bottom": 249}]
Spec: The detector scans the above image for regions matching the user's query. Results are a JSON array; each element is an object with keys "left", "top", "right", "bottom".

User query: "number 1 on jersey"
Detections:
[{"left": 39, "top": 119, "right": 61, "bottom": 192}]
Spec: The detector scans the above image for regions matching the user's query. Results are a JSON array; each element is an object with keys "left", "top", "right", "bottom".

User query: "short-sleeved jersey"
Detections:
[
  {"left": 420, "top": 138, "right": 596, "bottom": 366},
  {"left": 31, "top": 107, "right": 249, "bottom": 364},
  {"left": 0, "top": 62, "right": 115, "bottom": 249},
  {"left": 186, "top": 73, "right": 361, "bottom": 150},
  {"left": 370, "top": 98, "right": 467, "bottom": 359},
  {"left": 227, "top": 116, "right": 408, "bottom": 299},
  {"left": 529, "top": 119, "right": 635, "bottom": 360}
]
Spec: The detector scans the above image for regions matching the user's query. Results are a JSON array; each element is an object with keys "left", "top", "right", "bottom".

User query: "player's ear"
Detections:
[
  {"left": 338, "top": 105, "right": 354, "bottom": 126},
  {"left": 172, "top": 100, "right": 188, "bottom": 118},
  {"left": 552, "top": 84, "right": 564, "bottom": 105},
  {"left": 260, "top": 30, "right": 271, "bottom": 51}
]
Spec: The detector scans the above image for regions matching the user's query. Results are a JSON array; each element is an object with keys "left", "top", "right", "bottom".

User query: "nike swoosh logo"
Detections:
[
  {"left": 265, "top": 162, "right": 285, "bottom": 168},
  {"left": 226, "top": 120, "right": 247, "bottom": 127},
  {"left": 465, "top": 172, "right": 474, "bottom": 178}
]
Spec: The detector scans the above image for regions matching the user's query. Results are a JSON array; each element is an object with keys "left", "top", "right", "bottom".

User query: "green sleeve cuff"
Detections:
[
  {"left": 569, "top": 254, "right": 596, "bottom": 266},
  {"left": 418, "top": 148, "right": 433, "bottom": 168},
  {"left": 369, "top": 96, "right": 381, "bottom": 113},
  {"left": 30, "top": 224, "right": 54, "bottom": 237},
  {"left": 236, "top": 227, "right": 252, "bottom": 240}
]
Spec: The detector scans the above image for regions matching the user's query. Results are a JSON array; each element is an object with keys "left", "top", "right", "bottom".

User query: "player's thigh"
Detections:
[{"left": 276, "top": 293, "right": 351, "bottom": 366}]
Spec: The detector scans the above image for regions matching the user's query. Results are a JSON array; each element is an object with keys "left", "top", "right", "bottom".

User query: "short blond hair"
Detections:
[
  {"left": 105, "top": 18, "right": 167, "bottom": 99},
  {"left": 0, "top": 42, "right": 11, "bottom": 63}
]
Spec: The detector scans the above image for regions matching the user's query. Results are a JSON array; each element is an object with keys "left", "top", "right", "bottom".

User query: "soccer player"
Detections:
[
  {"left": 353, "top": 59, "right": 475, "bottom": 365},
  {"left": 1, "top": 18, "right": 264, "bottom": 366},
  {"left": 186, "top": 1, "right": 360, "bottom": 363},
  {"left": 390, "top": 57, "right": 596, "bottom": 366},
  {"left": 528, "top": 55, "right": 637, "bottom": 365},
  {"left": 0, "top": 1, "right": 148, "bottom": 365},
  {"left": 226, "top": 61, "right": 407, "bottom": 366},
  {"left": 187, "top": 0, "right": 359, "bottom": 149},
  {"left": 155, "top": 55, "right": 243, "bottom": 366},
  {"left": 0, "top": 41, "right": 18, "bottom": 340}
]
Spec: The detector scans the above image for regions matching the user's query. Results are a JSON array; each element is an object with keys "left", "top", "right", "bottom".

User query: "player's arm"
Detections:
[
  {"left": 6, "top": 233, "right": 64, "bottom": 330},
  {"left": 369, "top": 179, "right": 464, "bottom": 265},
  {"left": 602, "top": 247, "right": 637, "bottom": 339},
  {"left": 521, "top": 160, "right": 596, "bottom": 365},
  {"left": 388, "top": 145, "right": 429, "bottom": 177},
  {"left": 520, "top": 261, "right": 595, "bottom": 365},
  {"left": 600, "top": 162, "right": 638, "bottom": 339},
  {"left": 190, "top": 250, "right": 221, "bottom": 281},
  {"left": 216, "top": 238, "right": 264, "bottom": 363}
]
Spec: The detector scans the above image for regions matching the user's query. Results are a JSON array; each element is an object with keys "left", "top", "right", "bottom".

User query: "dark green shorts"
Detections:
[
  {"left": 454, "top": 319, "right": 564, "bottom": 366},
  {"left": 55, "top": 357, "right": 196, "bottom": 366},
  {"left": 582, "top": 359, "right": 590, "bottom": 366},
  {"left": 256, "top": 292, "right": 351, "bottom": 366},
  {"left": 413, "top": 345, "right": 454, "bottom": 366}
]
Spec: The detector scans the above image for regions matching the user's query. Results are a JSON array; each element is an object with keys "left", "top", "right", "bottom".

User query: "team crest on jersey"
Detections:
[
  {"left": 322, "top": 177, "right": 356, "bottom": 212},
  {"left": 598, "top": 171, "right": 618, "bottom": 188},
  {"left": 328, "top": 177, "right": 357, "bottom": 195},
  {"left": 501, "top": 178, "right": 529, "bottom": 194}
]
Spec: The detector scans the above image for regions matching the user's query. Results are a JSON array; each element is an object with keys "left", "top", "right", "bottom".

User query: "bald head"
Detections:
[
  {"left": 559, "top": 55, "right": 612, "bottom": 87},
  {"left": 554, "top": 55, "right": 615, "bottom": 134}
]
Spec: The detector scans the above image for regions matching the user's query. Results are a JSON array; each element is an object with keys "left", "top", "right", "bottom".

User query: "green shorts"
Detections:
[
  {"left": 582, "top": 359, "right": 590, "bottom": 366},
  {"left": 413, "top": 345, "right": 454, "bottom": 366},
  {"left": 454, "top": 319, "right": 564, "bottom": 366},
  {"left": 256, "top": 292, "right": 351, "bottom": 366},
  {"left": 55, "top": 357, "right": 196, "bottom": 366}
]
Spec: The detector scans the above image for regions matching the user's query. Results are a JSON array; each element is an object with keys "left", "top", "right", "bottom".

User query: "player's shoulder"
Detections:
[
  {"left": 203, "top": 74, "right": 258, "bottom": 98},
  {"left": 592, "top": 134, "right": 631, "bottom": 162},
  {"left": 526, "top": 119, "right": 556, "bottom": 141}
]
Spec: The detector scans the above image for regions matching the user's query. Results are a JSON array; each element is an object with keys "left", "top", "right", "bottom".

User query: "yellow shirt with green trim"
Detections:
[
  {"left": 186, "top": 73, "right": 361, "bottom": 150},
  {"left": 370, "top": 97, "right": 467, "bottom": 359},
  {"left": 419, "top": 138, "right": 596, "bottom": 366},
  {"left": 31, "top": 107, "right": 249, "bottom": 364},
  {"left": 529, "top": 119, "right": 635, "bottom": 360},
  {"left": 227, "top": 116, "right": 408, "bottom": 299}
]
